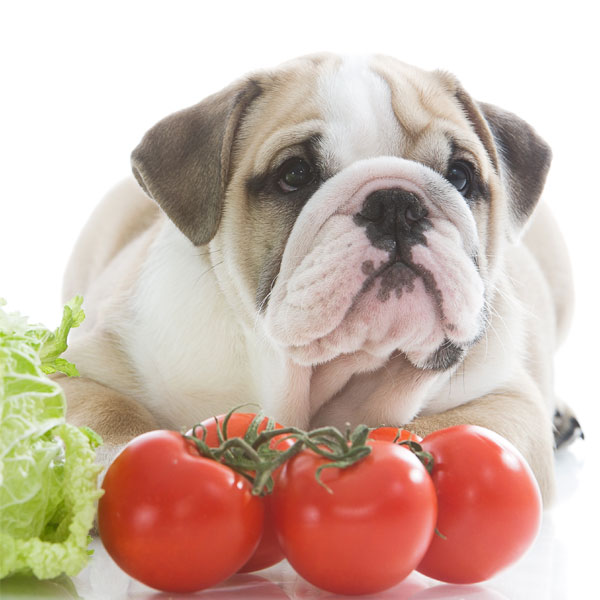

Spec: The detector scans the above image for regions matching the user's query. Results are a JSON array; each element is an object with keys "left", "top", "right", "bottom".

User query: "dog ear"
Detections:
[
  {"left": 131, "top": 78, "right": 262, "bottom": 246},
  {"left": 478, "top": 101, "right": 552, "bottom": 229},
  {"left": 453, "top": 85, "right": 551, "bottom": 233}
]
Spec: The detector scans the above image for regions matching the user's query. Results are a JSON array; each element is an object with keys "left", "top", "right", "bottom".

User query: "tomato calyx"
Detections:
[
  {"left": 186, "top": 407, "right": 375, "bottom": 496},
  {"left": 395, "top": 438, "right": 448, "bottom": 540},
  {"left": 185, "top": 414, "right": 305, "bottom": 496},
  {"left": 298, "top": 423, "right": 373, "bottom": 494},
  {"left": 397, "top": 439, "right": 435, "bottom": 475},
  {"left": 186, "top": 407, "right": 440, "bottom": 499}
]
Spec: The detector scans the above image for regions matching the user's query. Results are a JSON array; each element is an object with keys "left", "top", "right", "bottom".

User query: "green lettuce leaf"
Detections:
[{"left": 0, "top": 297, "right": 103, "bottom": 579}]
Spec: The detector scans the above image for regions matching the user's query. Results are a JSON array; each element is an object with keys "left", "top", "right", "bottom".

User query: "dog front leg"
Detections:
[
  {"left": 406, "top": 382, "right": 556, "bottom": 506},
  {"left": 52, "top": 373, "right": 160, "bottom": 470}
]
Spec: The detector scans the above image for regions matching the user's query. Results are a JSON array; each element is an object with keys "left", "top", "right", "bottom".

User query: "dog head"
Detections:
[{"left": 131, "top": 54, "right": 551, "bottom": 373}]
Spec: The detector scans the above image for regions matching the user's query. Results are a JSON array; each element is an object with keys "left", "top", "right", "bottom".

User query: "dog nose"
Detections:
[{"left": 355, "top": 189, "right": 428, "bottom": 251}]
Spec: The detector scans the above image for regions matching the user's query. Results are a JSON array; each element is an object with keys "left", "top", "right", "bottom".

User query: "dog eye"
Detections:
[
  {"left": 447, "top": 161, "right": 473, "bottom": 196},
  {"left": 277, "top": 157, "right": 315, "bottom": 192}
]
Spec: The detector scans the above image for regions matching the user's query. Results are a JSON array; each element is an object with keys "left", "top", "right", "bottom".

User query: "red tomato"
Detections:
[
  {"left": 190, "top": 413, "right": 294, "bottom": 573},
  {"left": 97, "top": 430, "right": 264, "bottom": 593},
  {"left": 271, "top": 440, "right": 438, "bottom": 596},
  {"left": 417, "top": 425, "right": 542, "bottom": 584},
  {"left": 237, "top": 496, "right": 283, "bottom": 573},
  {"left": 368, "top": 426, "right": 422, "bottom": 444}
]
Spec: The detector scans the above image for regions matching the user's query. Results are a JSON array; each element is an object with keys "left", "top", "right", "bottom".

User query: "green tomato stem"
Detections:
[{"left": 187, "top": 410, "right": 377, "bottom": 496}]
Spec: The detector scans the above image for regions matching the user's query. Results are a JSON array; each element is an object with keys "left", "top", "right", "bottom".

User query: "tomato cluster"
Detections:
[{"left": 97, "top": 413, "right": 542, "bottom": 595}]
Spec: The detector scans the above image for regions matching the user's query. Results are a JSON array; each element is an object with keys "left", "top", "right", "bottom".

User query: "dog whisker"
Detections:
[
  {"left": 193, "top": 259, "right": 225, "bottom": 290},
  {"left": 253, "top": 287, "right": 275, "bottom": 336},
  {"left": 194, "top": 247, "right": 223, "bottom": 258}
]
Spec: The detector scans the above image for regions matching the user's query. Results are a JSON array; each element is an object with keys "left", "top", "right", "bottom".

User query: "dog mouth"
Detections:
[
  {"left": 359, "top": 258, "right": 418, "bottom": 303},
  {"left": 353, "top": 257, "right": 474, "bottom": 371},
  {"left": 419, "top": 339, "right": 466, "bottom": 371}
]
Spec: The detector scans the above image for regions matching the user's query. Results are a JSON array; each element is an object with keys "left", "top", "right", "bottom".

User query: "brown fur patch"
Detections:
[{"left": 224, "top": 56, "right": 338, "bottom": 305}]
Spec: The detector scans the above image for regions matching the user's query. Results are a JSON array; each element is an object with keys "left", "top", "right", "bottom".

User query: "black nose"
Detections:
[{"left": 354, "top": 189, "right": 429, "bottom": 252}]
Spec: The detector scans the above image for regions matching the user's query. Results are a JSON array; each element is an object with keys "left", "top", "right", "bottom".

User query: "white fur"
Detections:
[
  {"left": 317, "top": 55, "right": 403, "bottom": 168},
  {"left": 121, "top": 221, "right": 316, "bottom": 429},
  {"left": 122, "top": 222, "right": 257, "bottom": 427}
]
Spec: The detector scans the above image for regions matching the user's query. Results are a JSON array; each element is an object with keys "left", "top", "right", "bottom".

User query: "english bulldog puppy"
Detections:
[{"left": 57, "top": 54, "right": 580, "bottom": 504}]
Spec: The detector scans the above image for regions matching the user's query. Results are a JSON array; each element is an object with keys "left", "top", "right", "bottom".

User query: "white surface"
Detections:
[{"left": 1, "top": 1, "right": 599, "bottom": 598}]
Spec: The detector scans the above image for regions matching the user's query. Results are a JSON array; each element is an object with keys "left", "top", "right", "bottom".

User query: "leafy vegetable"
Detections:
[{"left": 0, "top": 297, "right": 103, "bottom": 579}]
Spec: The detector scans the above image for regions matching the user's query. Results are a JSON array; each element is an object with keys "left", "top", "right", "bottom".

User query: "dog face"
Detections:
[{"left": 132, "top": 54, "right": 551, "bottom": 373}]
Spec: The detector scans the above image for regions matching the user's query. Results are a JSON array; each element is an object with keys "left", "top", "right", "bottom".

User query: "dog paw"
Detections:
[{"left": 553, "top": 405, "right": 584, "bottom": 449}]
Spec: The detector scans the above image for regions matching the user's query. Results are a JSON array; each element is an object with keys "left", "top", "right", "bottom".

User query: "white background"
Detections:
[{"left": 1, "top": 1, "right": 598, "bottom": 599}]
